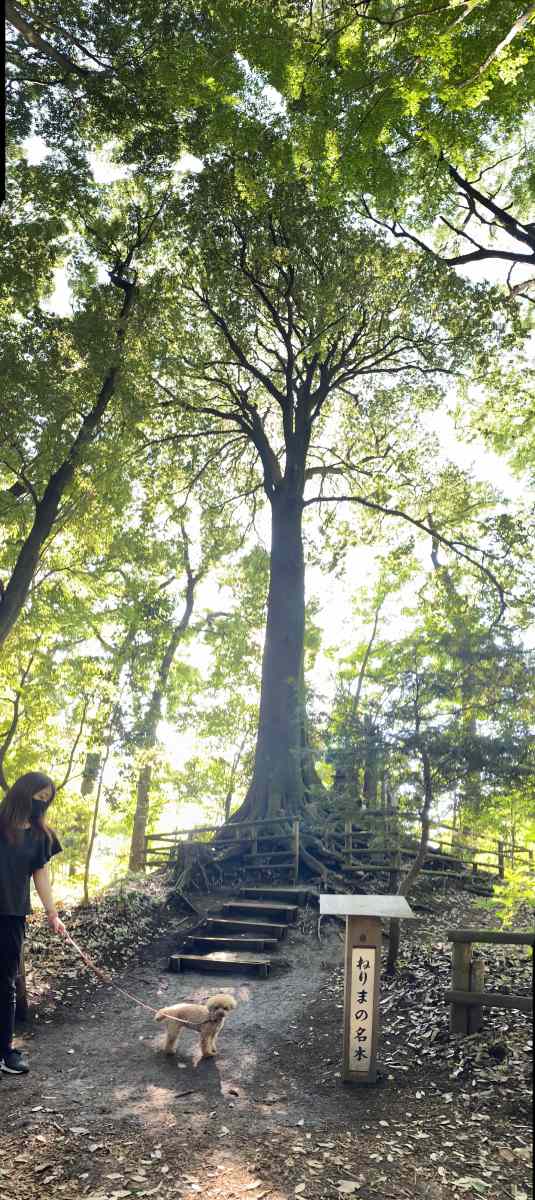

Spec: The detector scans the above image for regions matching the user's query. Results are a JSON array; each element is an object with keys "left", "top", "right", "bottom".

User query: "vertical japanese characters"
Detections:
[{"left": 349, "top": 950, "right": 376, "bottom": 1071}]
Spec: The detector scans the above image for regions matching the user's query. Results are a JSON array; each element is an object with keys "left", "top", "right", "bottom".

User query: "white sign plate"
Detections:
[
  {"left": 320, "top": 894, "right": 416, "bottom": 919},
  {"left": 349, "top": 947, "right": 376, "bottom": 1071}
]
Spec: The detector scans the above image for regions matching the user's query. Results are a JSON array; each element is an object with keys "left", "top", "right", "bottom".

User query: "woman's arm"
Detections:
[{"left": 32, "top": 866, "right": 66, "bottom": 934}]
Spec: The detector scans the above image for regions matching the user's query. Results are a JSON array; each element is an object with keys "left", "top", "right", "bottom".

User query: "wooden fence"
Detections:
[
  {"left": 143, "top": 808, "right": 534, "bottom": 887},
  {"left": 445, "top": 928, "right": 534, "bottom": 1035},
  {"left": 334, "top": 812, "right": 533, "bottom": 882}
]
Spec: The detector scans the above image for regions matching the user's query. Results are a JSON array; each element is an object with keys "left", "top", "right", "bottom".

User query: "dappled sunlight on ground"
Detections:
[
  {"left": 1, "top": 897, "right": 531, "bottom": 1199},
  {"left": 182, "top": 1148, "right": 291, "bottom": 1200}
]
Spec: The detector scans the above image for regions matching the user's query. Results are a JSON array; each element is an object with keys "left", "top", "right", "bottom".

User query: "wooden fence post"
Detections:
[
  {"left": 293, "top": 820, "right": 300, "bottom": 884},
  {"left": 469, "top": 957, "right": 485, "bottom": 1034},
  {"left": 451, "top": 941, "right": 472, "bottom": 1034},
  {"left": 497, "top": 840, "right": 505, "bottom": 880}
]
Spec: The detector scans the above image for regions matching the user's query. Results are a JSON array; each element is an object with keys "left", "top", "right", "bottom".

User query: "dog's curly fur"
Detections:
[{"left": 155, "top": 992, "right": 237, "bottom": 1058}]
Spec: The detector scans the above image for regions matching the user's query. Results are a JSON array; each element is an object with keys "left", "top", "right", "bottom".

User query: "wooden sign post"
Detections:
[{"left": 319, "top": 894, "right": 417, "bottom": 1084}]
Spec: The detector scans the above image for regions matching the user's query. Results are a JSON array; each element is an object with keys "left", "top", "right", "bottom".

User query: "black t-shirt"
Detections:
[{"left": 0, "top": 828, "right": 62, "bottom": 916}]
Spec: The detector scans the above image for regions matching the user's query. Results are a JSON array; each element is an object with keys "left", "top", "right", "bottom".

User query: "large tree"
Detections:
[{"left": 146, "top": 171, "right": 506, "bottom": 822}]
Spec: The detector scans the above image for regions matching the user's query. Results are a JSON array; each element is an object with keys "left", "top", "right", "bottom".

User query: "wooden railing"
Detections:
[
  {"left": 445, "top": 928, "right": 534, "bottom": 1035},
  {"left": 144, "top": 816, "right": 301, "bottom": 883},
  {"left": 143, "top": 809, "right": 534, "bottom": 888},
  {"left": 316, "top": 811, "right": 533, "bottom": 882}
]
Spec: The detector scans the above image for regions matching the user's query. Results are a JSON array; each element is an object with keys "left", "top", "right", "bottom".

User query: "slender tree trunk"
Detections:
[
  {"left": 83, "top": 767, "right": 105, "bottom": 905},
  {"left": 129, "top": 763, "right": 153, "bottom": 873},
  {"left": 334, "top": 601, "right": 383, "bottom": 812},
  {"left": 82, "top": 710, "right": 117, "bottom": 903},
  {"left": 460, "top": 663, "right": 481, "bottom": 817},
  {"left": 429, "top": 525, "right": 481, "bottom": 825},
  {"left": 128, "top": 559, "right": 197, "bottom": 871},
  {"left": 387, "top": 745, "right": 433, "bottom": 974},
  {"left": 223, "top": 733, "right": 248, "bottom": 823},
  {"left": 230, "top": 488, "right": 305, "bottom": 822},
  {"left": 0, "top": 278, "right": 136, "bottom": 649}
]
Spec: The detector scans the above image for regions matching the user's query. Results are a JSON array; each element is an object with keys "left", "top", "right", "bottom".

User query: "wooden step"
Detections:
[
  {"left": 206, "top": 915, "right": 287, "bottom": 939},
  {"left": 221, "top": 900, "right": 298, "bottom": 923},
  {"left": 239, "top": 885, "right": 316, "bottom": 904},
  {"left": 183, "top": 935, "right": 279, "bottom": 953},
  {"left": 170, "top": 951, "right": 271, "bottom": 978}
]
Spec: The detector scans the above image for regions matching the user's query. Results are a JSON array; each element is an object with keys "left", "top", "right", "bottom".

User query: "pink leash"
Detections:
[{"left": 62, "top": 928, "right": 204, "bottom": 1027}]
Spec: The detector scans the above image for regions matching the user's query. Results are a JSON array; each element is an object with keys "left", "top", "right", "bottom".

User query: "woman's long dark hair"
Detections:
[{"left": 0, "top": 771, "right": 56, "bottom": 847}]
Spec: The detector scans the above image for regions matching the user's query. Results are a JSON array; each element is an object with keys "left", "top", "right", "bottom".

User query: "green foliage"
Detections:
[
  {"left": 491, "top": 864, "right": 535, "bottom": 926},
  {"left": 2, "top": 0, "right": 534, "bottom": 876},
  {"left": 328, "top": 544, "right": 535, "bottom": 827}
]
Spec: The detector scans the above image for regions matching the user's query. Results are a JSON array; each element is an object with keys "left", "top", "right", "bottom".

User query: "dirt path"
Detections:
[{"left": 0, "top": 903, "right": 531, "bottom": 1200}]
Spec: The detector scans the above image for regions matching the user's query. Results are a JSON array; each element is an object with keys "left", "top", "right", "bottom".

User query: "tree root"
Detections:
[
  {"left": 304, "top": 833, "right": 347, "bottom": 868},
  {"left": 299, "top": 844, "right": 347, "bottom": 889}
]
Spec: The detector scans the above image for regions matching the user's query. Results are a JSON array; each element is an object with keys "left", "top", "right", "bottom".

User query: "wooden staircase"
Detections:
[{"left": 169, "top": 885, "right": 317, "bottom": 978}]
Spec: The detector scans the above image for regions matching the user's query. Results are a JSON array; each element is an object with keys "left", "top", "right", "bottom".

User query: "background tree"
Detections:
[{"left": 0, "top": 181, "right": 170, "bottom": 647}]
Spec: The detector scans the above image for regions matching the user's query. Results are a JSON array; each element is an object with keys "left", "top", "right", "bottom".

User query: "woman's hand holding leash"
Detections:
[{"left": 47, "top": 910, "right": 66, "bottom": 935}]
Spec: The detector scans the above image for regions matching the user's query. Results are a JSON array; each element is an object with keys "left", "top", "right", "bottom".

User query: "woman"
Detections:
[{"left": 0, "top": 772, "right": 65, "bottom": 1076}]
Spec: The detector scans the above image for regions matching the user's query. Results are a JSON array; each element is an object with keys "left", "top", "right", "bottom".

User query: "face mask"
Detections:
[{"left": 31, "top": 798, "right": 48, "bottom": 819}]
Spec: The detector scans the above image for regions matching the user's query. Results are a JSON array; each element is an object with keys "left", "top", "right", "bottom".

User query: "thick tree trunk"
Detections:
[{"left": 230, "top": 489, "right": 305, "bottom": 822}]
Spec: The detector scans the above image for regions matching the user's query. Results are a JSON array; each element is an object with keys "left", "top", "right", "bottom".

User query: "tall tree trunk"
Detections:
[{"left": 230, "top": 488, "right": 305, "bottom": 822}]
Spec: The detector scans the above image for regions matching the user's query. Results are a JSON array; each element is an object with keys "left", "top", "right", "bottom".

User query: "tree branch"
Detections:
[
  {"left": 303, "top": 492, "right": 506, "bottom": 615},
  {"left": 454, "top": 5, "right": 535, "bottom": 89},
  {"left": 5, "top": 0, "right": 94, "bottom": 77},
  {"left": 0, "top": 655, "right": 35, "bottom": 791},
  {"left": 56, "top": 697, "right": 90, "bottom": 791}
]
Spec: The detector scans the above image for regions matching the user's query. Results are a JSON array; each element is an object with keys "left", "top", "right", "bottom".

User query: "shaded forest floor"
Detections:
[{"left": 0, "top": 882, "right": 532, "bottom": 1200}]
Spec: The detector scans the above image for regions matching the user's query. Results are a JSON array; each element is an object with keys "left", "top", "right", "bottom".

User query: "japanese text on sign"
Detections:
[{"left": 349, "top": 948, "right": 376, "bottom": 1071}]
